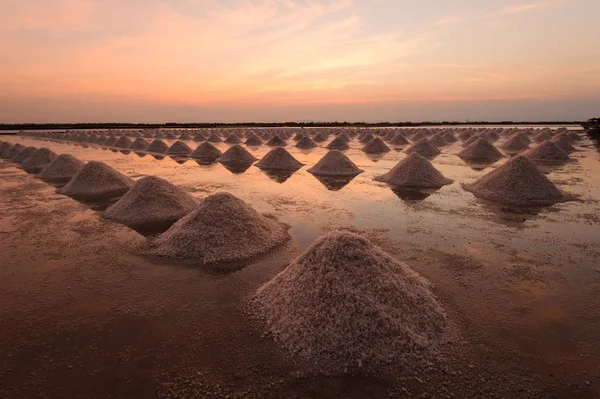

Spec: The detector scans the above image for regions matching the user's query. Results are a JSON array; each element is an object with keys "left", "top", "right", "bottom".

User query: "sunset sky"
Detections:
[{"left": 1, "top": 0, "right": 599, "bottom": 123}]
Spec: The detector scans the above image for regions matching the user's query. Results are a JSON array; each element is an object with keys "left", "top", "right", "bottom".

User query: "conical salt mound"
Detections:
[
  {"left": 359, "top": 133, "right": 374, "bottom": 144},
  {"left": 266, "top": 136, "right": 287, "bottom": 147},
  {"left": 12, "top": 146, "right": 37, "bottom": 163},
  {"left": 252, "top": 231, "right": 448, "bottom": 372},
  {"left": 104, "top": 136, "right": 118, "bottom": 147},
  {"left": 147, "top": 139, "right": 169, "bottom": 153},
  {"left": 462, "top": 135, "right": 481, "bottom": 147},
  {"left": 166, "top": 141, "right": 193, "bottom": 155},
  {"left": 524, "top": 141, "right": 569, "bottom": 162},
  {"left": 191, "top": 142, "right": 222, "bottom": 161},
  {"left": 4, "top": 143, "right": 25, "bottom": 159},
  {"left": 104, "top": 176, "right": 197, "bottom": 232},
  {"left": 0, "top": 142, "right": 16, "bottom": 157},
  {"left": 153, "top": 192, "right": 290, "bottom": 264},
  {"left": 376, "top": 153, "right": 453, "bottom": 188},
  {"left": 443, "top": 132, "right": 458, "bottom": 143},
  {"left": 256, "top": 147, "right": 303, "bottom": 171},
  {"left": 326, "top": 136, "right": 350, "bottom": 151},
  {"left": 458, "top": 138, "right": 503, "bottom": 163},
  {"left": 114, "top": 136, "right": 133, "bottom": 149},
  {"left": 533, "top": 131, "right": 551, "bottom": 143},
  {"left": 388, "top": 133, "right": 410, "bottom": 145},
  {"left": 131, "top": 138, "right": 149, "bottom": 150},
  {"left": 165, "top": 132, "right": 178, "bottom": 140},
  {"left": 501, "top": 136, "right": 529, "bottom": 152},
  {"left": 179, "top": 132, "right": 193, "bottom": 140},
  {"left": 312, "top": 132, "right": 328, "bottom": 142},
  {"left": 20, "top": 148, "right": 58, "bottom": 173},
  {"left": 405, "top": 139, "right": 440, "bottom": 157},
  {"left": 58, "top": 161, "right": 134, "bottom": 201},
  {"left": 224, "top": 134, "right": 242, "bottom": 144},
  {"left": 295, "top": 136, "right": 317, "bottom": 149},
  {"left": 219, "top": 145, "right": 257, "bottom": 165},
  {"left": 459, "top": 132, "right": 473, "bottom": 141},
  {"left": 37, "top": 154, "right": 85, "bottom": 182},
  {"left": 463, "top": 155, "right": 570, "bottom": 206},
  {"left": 207, "top": 133, "right": 223, "bottom": 143},
  {"left": 245, "top": 135, "right": 263, "bottom": 146},
  {"left": 551, "top": 134, "right": 575, "bottom": 152},
  {"left": 337, "top": 133, "right": 351, "bottom": 143},
  {"left": 362, "top": 137, "right": 390, "bottom": 154},
  {"left": 307, "top": 150, "right": 364, "bottom": 177},
  {"left": 428, "top": 134, "right": 448, "bottom": 148}
]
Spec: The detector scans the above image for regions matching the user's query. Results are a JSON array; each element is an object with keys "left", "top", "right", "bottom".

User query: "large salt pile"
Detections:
[
  {"left": 428, "top": 134, "right": 448, "bottom": 148},
  {"left": 165, "top": 132, "right": 178, "bottom": 140},
  {"left": 359, "top": 132, "right": 374, "bottom": 144},
  {"left": 326, "top": 136, "right": 350, "bottom": 151},
  {"left": 104, "top": 136, "right": 119, "bottom": 147},
  {"left": 256, "top": 147, "right": 303, "bottom": 171},
  {"left": 153, "top": 192, "right": 290, "bottom": 264},
  {"left": 245, "top": 134, "right": 263, "bottom": 146},
  {"left": 313, "top": 132, "right": 328, "bottom": 142},
  {"left": 147, "top": 139, "right": 169, "bottom": 153},
  {"left": 266, "top": 136, "right": 287, "bottom": 147},
  {"left": 166, "top": 141, "right": 193, "bottom": 155},
  {"left": 219, "top": 145, "right": 257, "bottom": 165},
  {"left": 501, "top": 135, "right": 529, "bottom": 152},
  {"left": 20, "top": 148, "right": 58, "bottom": 173},
  {"left": 207, "top": 133, "right": 223, "bottom": 143},
  {"left": 307, "top": 150, "right": 364, "bottom": 177},
  {"left": 551, "top": 134, "right": 575, "bottom": 152},
  {"left": 104, "top": 176, "right": 197, "bottom": 232},
  {"left": 362, "top": 137, "right": 390, "bottom": 154},
  {"left": 533, "top": 131, "right": 552, "bottom": 143},
  {"left": 58, "top": 161, "right": 134, "bottom": 200},
  {"left": 11, "top": 146, "right": 37, "bottom": 163},
  {"left": 179, "top": 132, "right": 193, "bottom": 141},
  {"left": 191, "top": 142, "right": 222, "bottom": 162},
  {"left": 131, "top": 138, "right": 150, "bottom": 150},
  {"left": 114, "top": 136, "right": 133, "bottom": 149},
  {"left": 388, "top": 133, "right": 409, "bottom": 146},
  {"left": 37, "top": 154, "right": 85, "bottom": 181},
  {"left": 463, "top": 155, "right": 570, "bottom": 205},
  {"left": 443, "top": 132, "right": 458, "bottom": 143},
  {"left": 225, "top": 134, "right": 242, "bottom": 144},
  {"left": 376, "top": 153, "right": 453, "bottom": 188},
  {"left": 458, "top": 138, "right": 503, "bottom": 163},
  {"left": 296, "top": 136, "right": 317, "bottom": 149},
  {"left": 0, "top": 142, "right": 15, "bottom": 157},
  {"left": 252, "top": 231, "right": 448, "bottom": 372},
  {"left": 524, "top": 141, "right": 570, "bottom": 162},
  {"left": 405, "top": 139, "right": 440, "bottom": 158}
]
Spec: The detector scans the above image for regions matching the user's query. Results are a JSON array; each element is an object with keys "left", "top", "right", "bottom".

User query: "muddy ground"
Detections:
[{"left": 0, "top": 132, "right": 599, "bottom": 398}]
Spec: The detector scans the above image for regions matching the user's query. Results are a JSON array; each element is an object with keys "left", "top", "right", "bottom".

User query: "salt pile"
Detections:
[
  {"left": 104, "top": 176, "right": 197, "bottom": 232},
  {"left": 551, "top": 134, "right": 575, "bottom": 152},
  {"left": 458, "top": 138, "right": 503, "bottom": 163},
  {"left": 207, "top": 133, "right": 223, "bottom": 143},
  {"left": 428, "top": 134, "right": 447, "bottom": 147},
  {"left": 37, "top": 154, "right": 85, "bottom": 181},
  {"left": 337, "top": 133, "right": 351, "bottom": 143},
  {"left": 405, "top": 139, "right": 440, "bottom": 157},
  {"left": 153, "top": 192, "right": 290, "bottom": 264},
  {"left": 147, "top": 139, "right": 169, "bottom": 153},
  {"left": 58, "top": 161, "right": 134, "bottom": 200},
  {"left": 388, "top": 133, "right": 409, "bottom": 146},
  {"left": 442, "top": 132, "right": 458, "bottom": 143},
  {"left": 295, "top": 136, "right": 317, "bottom": 149},
  {"left": 0, "top": 142, "right": 15, "bottom": 157},
  {"left": 266, "top": 136, "right": 287, "bottom": 147},
  {"left": 191, "top": 142, "right": 222, "bottom": 162},
  {"left": 245, "top": 135, "right": 263, "bottom": 146},
  {"left": 225, "top": 134, "right": 242, "bottom": 144},
  {"left": 252, "top": 231, "right": 448, "bottom": 372},
  {"left": 313, "top": 132, "right": 328, "bottom": 142},
  {"left": 463, "top": 155, "right": 570, "bottom": 205},
  {"left": 307, "top": 150, "right": 364, "bottom": 177},
  {"left": 376, "top": 153, "right": 452, "bottom": 188},
  {"left": 219, "top": 145, "right": 257, "bottom": 165},
  {"left": 104, "top": 136, "right": 118, "bottom": 147},
  {"left": 114, "top": 136, "right": 133, "bottom": 148},
  {"left": 501, "top": 136, "right": 529, "bottom": 152},
  {"left": 165, "top": 132, "right": 178, "bottom": 140},
  {"left": 359, "top": 133, "right": 374, "bottom": 144},
  {"left": 256, "top": 147, "right": 303, "bottom": 171},
  {"left": 166, "top": 141, "right": 193, "bottom": 155},
  {"left": 20, "top": 148, "right": 58, "bottom": 173},
  {"left": 459, "top": 132, "right": 473, "bottom": 141},
  {"left": 179, "top": 132, "right": 193, "bottom": 140},
  {"left": 462, "top": 135, "right": 481, "bottom": 147},
  {"left": 326, "top": 136, "right": 350, "bottom": 151},
  {"left": 533, "top": 131, "right": 552, "bottom": 142},
  {"left": 524, "top": 141, "right": 569, "bottom": 162},
  {"left": 362, "top": 137, "right": 390, "bottom": 154},
  {"left": 131, "top": 138, "right": 150, "bottom": 150},
  {"left": 12, "top": 146, "right": 37, "bottom": 163}
]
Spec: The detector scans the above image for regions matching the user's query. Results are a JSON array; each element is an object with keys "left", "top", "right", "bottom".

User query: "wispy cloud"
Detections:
[
  {"left": 432, "top": 17, "right": 465, "bottom": 25},
  {"left": 488, "top": 1, "right": 554, "bottom": 18}
]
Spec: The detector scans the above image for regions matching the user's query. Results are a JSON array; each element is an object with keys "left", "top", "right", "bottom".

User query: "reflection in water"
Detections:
[
  {"left": 135, "top": 152, "right": 148, "bottom": 158},
  {"left": 479, "top": 200, "right": 546, "bottom": 227},
  {"left": 119, "top": 150, "right": 132, "bottom": 155},
  {"left": 462, "top": 160, "right": 494, "bottom": 172},
  {"left": 110, "top": 148, "right": 118, "bottom": 153},
  {"left": 220, "top": 162, "right": 253, "bottom": 174},
  {"left": 193, "top": 159, "right": 218, "bottom": 166},
  {"left": 170, "top": 156, "right": 188, "bottom": 164},
  {"left": 313, "top": 175, "right": 357, "bottom": 191},
  {"left": 365, "top": 153, "right": 385, "bottom": 163},
  {"left": 261, "top": 169, "right": 296, "bottom": 184},
  {"left": 391, "top": 187, "right": 433, "bottom": 201},
  {"left": 150, "top": 154, "right": 165, "bottom": 160}
]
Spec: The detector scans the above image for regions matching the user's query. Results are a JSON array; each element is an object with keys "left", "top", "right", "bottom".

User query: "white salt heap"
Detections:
[
  {"left": 131, "top": 138, "right": 150, "bottom": 150},
  {"left": 307, "top": 150, "right": 364, "bottom": 177},
  {"left": 191, "top": 142, "right": 222, "bottom": 162},
  {"left": 405, "top": 139, "right": 440, "bottom": 157},
  {"left": 207, "top": 133, "right": 223, "bottom": 143},
  {"left": 551, "top": 134, "right": 575, "bottom": 152},
  {"left": 266, "top": 136, "right": 287, "bottom": 147},
  {"left": 313, "top": 132, "right": 328, "bottom": 142},
  {"left": 428, "top": 134, "right": 447, "bottom": 148},
  {"left": 463, "top": 155, "right": 570, "bottom": 206},
  {"left": 388, "top": 133, "right": 410, "bottom": 146},
  {"left": 256, "top": 147, "right": 303, "bottom": 171},
  {"left": 501, "top": 136, "right": 529, "bottom": 152},
  {"left": 245, "top": 135, "right": 263, "bottom": 146},
  {"left": 458, "top": 138, "right": 503, "bottom": 163},
  {"left": 0, "top": 142, "right": 16, "bottom": 158},
  {"left": 12, "top": 146, "right": 38, "bottom": 163},
  {"left": 37, "top": 154, "right": 85, "bottom": 181},
  {"left": 362, "top": 137, "right": 390, "bottom": 154},
  {"left": 376, "top": 153, "right": 452, "bottom": 188},
  {"left": 104, "top": 176, "right": 197, "bottom": 231},
  {"left": 147, "top": 139, "right": 169, "bottom": 153},
  {"left": 104, "top": 137, "right": 119, "bottom": 147},
  {"left": 252, "top": 231, "right": 448, "bottom": 372},
  {"left": 225, "top": 134, "right": 242, "bottom": 144},
  {"left": 179, "top": 132, "right": 193, "bottom": 140},
  {"left": 295, "top": 136, "right": 317, "bottom": 149},
  {"left": 20, "top": 148, "right": 58, "bottom": 173},
  {"left": 524, "top": 141, "right": 570, "bottom": 162},
  {"left": 153, "top": 192, "right": 290, "bottom": 264},
  {"left": 58, "top": 161, "right": 134, "bottom": 200},
  {"left": 219, "top": 145, "right": 257, "bottom": 165},
  {"left": 114, "top": 136, "right": 133, "bottom": 148},
  {"left": 166, "top": 141, "right": 193, "bottom": 155},
  {"left": 326, "top": 136, "right": 350, "bottom": 151}
]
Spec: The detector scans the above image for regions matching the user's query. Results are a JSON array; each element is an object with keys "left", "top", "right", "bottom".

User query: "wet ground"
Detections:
[{"left": 0, "top": 130, "right": 599, "bottom": 398}]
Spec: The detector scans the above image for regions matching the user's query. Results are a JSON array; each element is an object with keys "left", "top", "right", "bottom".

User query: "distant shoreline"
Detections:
[{"left": 0, "top": 121, "right": 583, "bottom": 131}]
